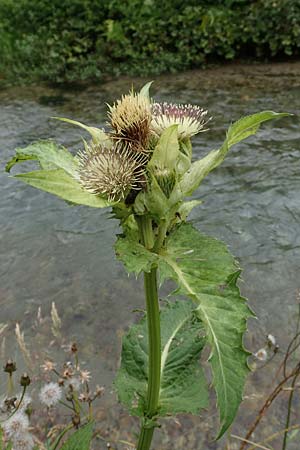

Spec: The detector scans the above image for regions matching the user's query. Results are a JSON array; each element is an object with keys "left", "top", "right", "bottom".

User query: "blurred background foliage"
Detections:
[{"left": 0, "top": 0, "right": 299, "bottom": 84}]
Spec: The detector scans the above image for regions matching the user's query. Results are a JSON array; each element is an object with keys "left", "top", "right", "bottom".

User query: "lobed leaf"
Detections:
[
  {"left": 180, "top": 111, "right": 291, "bottom": 196},
  {"left": 115, "top": 234, "right": 158, "bottom": 275},
  {"left": 115, "top": 300, "right": 208, "bottom": 417},
  {"left": 158, "top": 223, "right": 254, "bottom": 437},
  {"left": 5, "top": 141, "right": 77, "bottom": 176}
]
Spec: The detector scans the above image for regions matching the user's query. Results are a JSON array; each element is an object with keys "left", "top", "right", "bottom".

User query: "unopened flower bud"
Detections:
[
  {"left": 71, "top": 342, "right": 78, "bottom": 354},
  {"left": 4, "top": 359, "right": 17, "bottom": 374},
  {"left": 266, "top": 334, "right": 276, "bottom": 347},
  {"left": 72, "top": 414, "right": 80, "bottom": 427},
  {"left": 20, "top": 373, "right": 31, "bottom": 387}
]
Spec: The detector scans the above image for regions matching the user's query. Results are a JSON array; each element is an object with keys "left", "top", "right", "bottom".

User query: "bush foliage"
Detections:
[{"left": 0, "top": 0, "right": 299, "bottom": 83}]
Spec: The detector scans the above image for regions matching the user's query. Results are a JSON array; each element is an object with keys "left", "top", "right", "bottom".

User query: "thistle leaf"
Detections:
[
  {"left": 139, "top": 81, "right": 153, "bottom": 101},
  {"left": 158, "top": 223, "right": 254, "bottom": 437},
  {"left": 115, "top": 300, "right": 208, "bottom": 416},
  {"left": 59, "top": 422, "right": 93, "bottom": 450},
  {"left": 52, "top": 117, "right": 111, "bottom": 146},
  {"left": 115, "top": 234, "right": 158, "bottom": 275},
  {"left": 5, "top": 141, "right": 77, "bottom": 175},
  {"left": 15, "top": 169, "right": 111, "bottom": 208},
  {"left": 180, "top": 111, "right": 291, "bottom": 196}
]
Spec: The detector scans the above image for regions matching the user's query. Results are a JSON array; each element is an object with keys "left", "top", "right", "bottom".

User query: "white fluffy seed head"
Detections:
[
  {"left": 76, "top": 143, "right": 147, "bottom": 202},
  {"left": 254, "top": 348, "right": 268, "bottom": 361},
  {"left": 11, "top": 432, "right": 35, "bottom": 450},
  {"left": 2, "top": 411, "right": 29, "bottom": 438},
  {"left": 151, "top": 102, "right": 210, "bottom": 138},
  {"left": 39, "top": 382, "right": 62, "bottom": 407}
]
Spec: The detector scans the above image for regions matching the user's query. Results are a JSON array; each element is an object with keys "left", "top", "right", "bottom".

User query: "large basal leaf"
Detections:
[
  {"left": 14, "top": 169, "right": 111, "bottom": 208},
  {"left": 115, "top": 300, "right": 208, "bottom": 417},
  {"left": 6, "top": 141, "right": 77, "bottom": 176},
  {"left": 59, "top": 422, "right": 93, "bottom": 450},
  {"left": 180, "top": 111, "right": 290, "bottom": 196},
  {"left": 158, "top": 223, "right": 253, "bottom": 437}
]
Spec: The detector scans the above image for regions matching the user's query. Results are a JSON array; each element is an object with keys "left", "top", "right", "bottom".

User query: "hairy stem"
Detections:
[{"left": 136, "top": 216, "right": 161, "bottom": 450}]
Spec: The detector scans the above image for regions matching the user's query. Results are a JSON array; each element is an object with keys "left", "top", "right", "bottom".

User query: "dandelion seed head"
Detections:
[
  {"left": 254, "top": 348, "right": 268, "bottom": 361},
  {"left": 65, "top": 377, "right": 81, "bottom": 392},
  {"left": 151, "top": 102, "right": 210, "bottom": 139},
  {"left": 108, "top": 92, "right": 151, "bottom": 151},
  {"left": 11, "top": 432, "right": 35, "bottom": 450},
  {"left": 15, "top": 393, "right": 32, "bottom": 412},
  {"left": 76, "top": 143, "right": 147, "bottom": 202},
  {"left": 2, "top": 411, "right": 29, "bottom": 437},
  {"left": 39, "top": 382, "right": 62, "bottom": 407}
]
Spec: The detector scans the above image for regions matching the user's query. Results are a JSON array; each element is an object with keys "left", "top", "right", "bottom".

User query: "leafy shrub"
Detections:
[{"left": 0, "top": 0, "right": 299, "bottom": 83}]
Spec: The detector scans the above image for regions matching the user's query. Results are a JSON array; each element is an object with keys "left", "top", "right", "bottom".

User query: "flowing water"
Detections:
[{"left": 0, "top": 63, "right": 300, "bottom": 449}]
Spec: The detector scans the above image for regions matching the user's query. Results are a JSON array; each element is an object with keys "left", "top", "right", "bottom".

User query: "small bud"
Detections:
[
  {"left": 66, "top": 392, "right": 73, "bottom": 402},
  {"left": 72, "top": 414, "right": 80, "bottom": 428},
  {"left": 20, "top": 373, "right": 31, "bottom": 387},
  {"left": 4, "top": 359, "right": 17, "bottom": 374},
  {"left": 274, "top": 344, "right": 280, "bottom": 354},
  {"left": 266, "top": 334, "right": 276, "bottom": 347},
  {"left": 58, "top": 378, "right": 65, "bottom": 386},
  {"left": 71, "top": 342, "right": 78, "bottom": 354}
]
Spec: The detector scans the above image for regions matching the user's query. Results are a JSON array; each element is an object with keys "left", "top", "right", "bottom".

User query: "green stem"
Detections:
[{"left": 136, "top": 216, "right": 161, "bottom": 450}]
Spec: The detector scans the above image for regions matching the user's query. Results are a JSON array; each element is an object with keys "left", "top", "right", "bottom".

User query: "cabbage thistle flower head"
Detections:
[
  {"left": 76, "top": 143, "right": 146, "bottom": 202},
  {"left": 151, "top": 102, "right": 210, "bottom": 139},
  {"left": 108, "top": 92, "right": 151, "bottom": 151}
]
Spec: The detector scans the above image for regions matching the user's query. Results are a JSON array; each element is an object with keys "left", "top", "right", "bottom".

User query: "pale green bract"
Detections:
[
  {"left": 5, "top": 141, "right": 112, "bottom": 208},
  {"left": 179, "top": 111, "right": 290, "bottom": 197},
  {"left": 115, "top": 300, "right": 208, "bottom": 417},
  {"left": 115, "top": 223, "right": 253, "bottom": 436}
]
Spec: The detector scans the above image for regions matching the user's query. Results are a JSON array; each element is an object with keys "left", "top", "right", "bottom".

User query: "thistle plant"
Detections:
[{"left": 5, "top": 82, "right": 290, "bottom": 450}]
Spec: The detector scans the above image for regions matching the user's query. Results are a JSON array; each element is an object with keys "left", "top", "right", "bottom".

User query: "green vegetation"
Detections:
[{"left": 0, "top": 0, "right": 299, "bottom": 84}]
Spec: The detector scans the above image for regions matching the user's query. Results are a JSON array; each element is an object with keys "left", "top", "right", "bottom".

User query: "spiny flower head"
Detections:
[
  {"left": 151, "top": 102, "right": 210, "bottom": 139},
  {"left": 39, "top": 382, "right": 62, "bottom": 407},
  {"left": 2, "top": 411, "right": 29, "bottom": 437},
  {"left": 108, "top": 92, "right": 151, "bottom": 151},
  {"left": 76, "top": 143, "right": 147, "bottom": 202}
]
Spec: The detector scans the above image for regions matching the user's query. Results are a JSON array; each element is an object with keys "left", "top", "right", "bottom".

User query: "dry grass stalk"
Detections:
[{"left": 15, "top": 322, "right": 31, "bottom": 366}]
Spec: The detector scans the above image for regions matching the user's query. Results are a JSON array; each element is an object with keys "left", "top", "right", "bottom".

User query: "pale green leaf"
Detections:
[
  {"left": 115, "top": 234, "right": 157, "bottom": 275},
  {"left": 149, "top": 125, "right": 179, "bottom": 171},
  {"left": 139, "top": 81, "right": 153, "bottom": 101},
  {"left": 115, "top": 300, "right": 208, "bottom": 416},
  {"left": 15, "top": 169, "right": 111, "bottom": 208},
  {"left": 52, "top": 117, "right": 112, "bottom": 146},
  {"left": 158, "top": 223, "right": 253, "bottom": 437},
  {"left": 177, "top": 200, "right": 202, "bottom": 221},
  {"left": 180, "top": 111, "right": 291, "bottom": 196},
  {"left": 6, "top": 141, "right": 77, "bottom": 176},
  {"left": 60, "top": 422, "right": 93, "bottom": 450}
]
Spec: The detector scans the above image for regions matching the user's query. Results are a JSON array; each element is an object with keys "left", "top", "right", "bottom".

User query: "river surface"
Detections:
[{"left": 0, "top": 63, "right": 300, "bottom": 449}]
